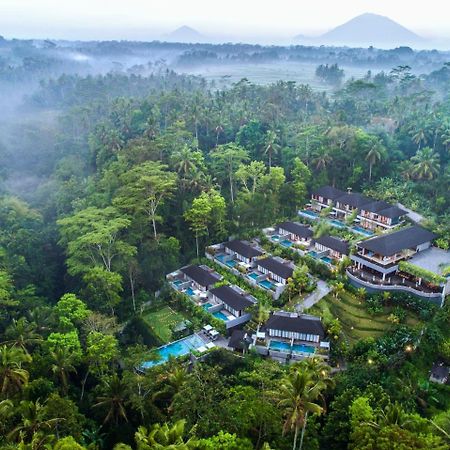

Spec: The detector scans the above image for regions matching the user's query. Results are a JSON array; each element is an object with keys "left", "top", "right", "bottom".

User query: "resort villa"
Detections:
[
  {"left": 347, "top": 225, "right": 450, "bottom": 305},
  {"left": 275, "top": 221, "right": 313, "bottom": 246},
  {"left": 207, "top": 239, "right": 265, "bottom": 271},
  {"left": 311, "top": 235, "right": 350, "bottom": 263},
  {"left": 306, "top": 185, "right": 407, "bottom": 232},
  {"left": 207, "top": 284, "right": 257, "bottom": 329},
  {"left": 167, "top": 264, "right": 222, "bottom": 301},
  {"left": 252, "top": 311, "right": 329, "bottom": 362},
  {"left": 223, "top": 239, "right": 264, "bottom": 265}
]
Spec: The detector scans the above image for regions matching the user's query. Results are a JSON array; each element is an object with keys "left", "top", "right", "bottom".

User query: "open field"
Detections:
[
  {"left": 181, "top": 61, "right": 379, "bottom": 90},
  {"left": 307, "top": 290, "right": 422, "bottom": 345},
  {"left": 142, "top": 305, "right": 186, "bottom": 343}
]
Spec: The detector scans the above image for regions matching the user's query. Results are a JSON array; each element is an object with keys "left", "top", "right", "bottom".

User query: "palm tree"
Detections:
[
  {"left": 312, "top": 147, "right": 332, "bottom": 171},
  {"left": 0, "top": 345, "right": 31, "bottom": 398},
  {"left": 135, "top": 419, "right": 198, "bottom": 449},
  {"left": 411, "top": 147, "right": 440, "bottom": 180},
  {"left": 277, "top": 370, "right": 325, "bottom": 450},
  {"left": 330, "top": 281, "right": 345, "bottom": 299},
  {"left": 263, "top": 130, "right": 280, "bottom": 168},
  {"left": 50, "top": 347, "right": 77, "bottom": 395},
  {"left": 411, "top": 126, "right": 428, "bottom": 150},
  {"left": 94, "top": 374, "right": 129, "bottom": 425},
  {"left": 365, "top": 140, "right": 384, "bottom": 182},
  {"left": 152, "top": 366, "right": 188, "bottom": 413},
  {"left": 2, "top": 317, "right": 43, "bottom": 353}
]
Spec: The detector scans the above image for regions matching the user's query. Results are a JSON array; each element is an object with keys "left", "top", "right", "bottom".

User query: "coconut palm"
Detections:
[
  {"left": 2, "top": 318, "right": 43, "bottom": 353},
  {"left": 411, "top": 147, "right": 440, "bottom": 180},
  {"left": 277, "top": 370, "right": 325, "bottom": 450},
  {"left": 411, "top": 126, "right": 428, "bottom": 150},
  {"left": 135, "top": 419, "right": 198, "bottom": 449},
  {"left": 263, "top": 130, "right": 280, "bottom": 168},
  {"left": 0, "top": 345, "right": 31, "bottom": 398},
  {"left": 312, "top": 147, "right": 332, "bottom": 171},
  {"left": 50, "top": 347, "right": 77, "bottom": 395},
  {"left": 365, "top": 139, "right": 385, "bottom": 181},
  {"left": 152, "top": 366, "right": 188, "bottom": 413},
  {"left": 94, "top": 374, "right": 129, "bottom": 425}
]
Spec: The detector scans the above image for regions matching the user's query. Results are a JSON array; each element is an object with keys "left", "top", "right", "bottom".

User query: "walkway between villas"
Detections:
[
  {"left": 295, "top": 279, "right": 330, "bottom": 312},
  {"left": 397, "top": 202, "right": 424, "bottom": 224}
]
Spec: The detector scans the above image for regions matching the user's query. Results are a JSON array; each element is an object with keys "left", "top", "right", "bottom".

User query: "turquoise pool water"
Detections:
[
  {"left": 330, "top": 219, "right": 345, "bottom": 228},
  {"left": 281, "top": 239, "right": 293, "bottom": 247},
  {"left": 352, "top": 226, "right": 374, "bottom": 236},
  {"left": 271, "top": 234, "right": 280, "bottom": 241},
  {"left": 299, "top": 210, "right": 318, "bottom": 218},
  {"left": 291, "top": 343, "right": 315, "bottom": 354},
  {"left": 226, "top": 260, "right": 237, "bottom": 268},
  {"left": 186, "top": 287, "right": 195, "bottom": 296},
  {"left": 321, "top": 256, "right": 333, "bottom": 264},
  {"left": 142, "top": 334, "right": 205, "bottom": 368},
  {"left": 202, "top": 302, "right": 213, "bottom": 311},
  {"left": 270, "top": 341, "right": 291, "bottom": 352},
  {"left": 213, "top": 310, "right": 229, "bottom": 321},
  {"left": 248, "top": 272, "right": 260, "bottom": 280},
  {"left": 308, "top": 251, "right": 318, "bottom": 258},
  {"left": 173, "top": 279, "right": 183, "bottom": 286},
  {"left": 259, "top": 279, "right": 274, "bottom": 290}
]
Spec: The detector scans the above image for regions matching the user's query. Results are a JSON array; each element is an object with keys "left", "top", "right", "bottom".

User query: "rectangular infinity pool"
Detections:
[
  {"left": 281, "top": 239, "right": 293, "bottom": 247},
  {"left": 330, "top": 219, "right": 345, "bottom": 228},
  {"left": 270, "top": 341, "right": 291, "bottom": 352},
  {"left": 202, "top": 302, "right": 213, "bottom": 311},
  {"left": 321, "top": 256, "right": 333, "bottom": 264},
  {"left": 299, "top": 210, "right": 318, "bottom": 219},
  {"left": 351, "top": 226, "right": 374, "bottom": 236},
  {"left": 142, "top": 334, "right": 205, "bottom": 368},
  {"left": 259, "top": 279, "right": 274, "bottom": 290},
  {"left": 186, "top": 287, "right": 195, "bottom": 296},
  {"left": 213, "top": 310, "right": 229, "bottom": 321},
  {"left": 291, "top": 343, "right": 316, "bottom": 354},
  {"left": 226, "top": 260, "right": 237, "bottom": 268},
  {"left": 248, "top": 272, "right": 260, "bottom": 280}
]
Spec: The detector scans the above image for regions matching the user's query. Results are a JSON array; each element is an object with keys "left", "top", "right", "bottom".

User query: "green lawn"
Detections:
[
  {"left": 307, "top": 290, "right": 421, "bottom": 345},
  {"left": 142, "top": 305, "right": 186, "bottom": 344}
]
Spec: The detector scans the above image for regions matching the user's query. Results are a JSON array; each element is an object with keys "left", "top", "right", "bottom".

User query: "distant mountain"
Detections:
[
  {"left": 296, "top": 13, "right": 426, "bottom": 48},
  {"left": 165, "top": 26, "right": 204, "bottom": 43}
]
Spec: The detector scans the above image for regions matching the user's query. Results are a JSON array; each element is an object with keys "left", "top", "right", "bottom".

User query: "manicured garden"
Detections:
[
  {"left": 142, "top": 305, "right": 186, "bottom": 343},
  {"left": 308, "top": 289, "right": 422, "bottom": 345}
]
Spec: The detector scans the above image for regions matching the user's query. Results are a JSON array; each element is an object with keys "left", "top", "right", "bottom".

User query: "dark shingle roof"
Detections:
[
  {"left": 228, "top": 329, "right": 251, "bottom": 350},
  {"left": 209, "top": 285, "right": 254, "bottom": 311},
  {"left": 360, "top": 200, "right": 407, "bottom": 219},
  {"left": 359, "top": 226, "right": 436, "bottom": 256},
  {"left": 336, "top": 192, "right": 372, "bottom": 208},
  {"left": 312, "top": 185, "right": 346, "bottom": 201},
  {"left": 376, "top": 206, "right": 407, "bottom": 219},
  {"left": 181, "top": 265, "right": 220, "bottom": 288},
  {"left": 277, "top": 222, "right": 313, "bottom": 239},
  {"left": 265, "top": 313, "right": 325, "bottom": 338},
  {"left": 431, "top": 363, "right": 449, "bottom": 381},
  {"left": 224, "top": 240, "right": 263, "bottom": 259},
  {"left": 257, "top": 257, "right": 294, "bottom": 279},
  {"left": 315, "top": 235, "right": 349, "bottom": 255}
]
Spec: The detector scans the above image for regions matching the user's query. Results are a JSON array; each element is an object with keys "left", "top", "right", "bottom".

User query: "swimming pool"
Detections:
[
  {"left": 259, "top": 279, "right": 274, "bottom": 290},
  {"left": 321, "top": 256, "right": 333, "bottom": 264},
  {"left": 202, "top": 302, "right": 213, "bottom": 311},
  {"left": 173, "top": 279, "right": 183, "bottom": 286},
  {"left": 226, "top": 260, "right": 237, "bottom": 268},
  {"left": 299, "top": 210, "right": 318, "bottom": 219},
  {"left": 248, "top": 272, "right": 260, "bottom": 280},
  {"left": 291, "top": 343, "right": 315, "bottom": 354},
  {"left": 281, "top": 239, "right": 293, "bottom": 247},
  {"left": 330, "top": 219, "right": 345, "bottom": 228},
  {"left": 141, "top": 334, "right": 205, "bottom": 368},
  {"left": 271, "top": 234, "right": 280, "bottom": 241},
  {"left": 270, "top": 341, "right": 291, "bottom": 352},
  {"left": 213, "top": 310, "right": 229, "bottom": 321},
  {"left": 185, "top": 287, "right": 195, "bottom": 296},
  {"left": 308, "top": 251, "right": 318, "bottom": 258},
  {"left": 351, "top": 226, "right": 374, "bottom": 236}
]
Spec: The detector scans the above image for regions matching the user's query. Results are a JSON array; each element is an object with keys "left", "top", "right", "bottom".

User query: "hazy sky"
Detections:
[{"left": 1, "top": 0, "right": 448, "bottom": 41}]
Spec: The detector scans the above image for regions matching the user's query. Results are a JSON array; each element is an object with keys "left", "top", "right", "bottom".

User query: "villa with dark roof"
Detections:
[
  {"left": 224, "top": 239, "right": 264, "bottom": 265},
  {"left": 180, "top": 265, "right": 222, "bottom": 291},
  {"left": 348, "top": 226, "right": 449, "bottom": 304},
  {"left": 209, "top": 285, "right": 256, "bottom": 318},
  {"left": 252, "top": 311, "right": 329, "bottom": 362},
  {"left": 256, "top": 257, "right": 294, "bottom": 285},
  {"left": 313, "top": 235, "right": 350, "bottom": 261},
  {"left": 307, "top": 186, "right": 407, "bottom": 231},
  {"left": 276, "top": 222, "right": 313, "bottom": 244}
]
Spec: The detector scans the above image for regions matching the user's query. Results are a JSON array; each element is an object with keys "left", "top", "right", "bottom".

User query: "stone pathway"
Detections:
[{"left": 295, "top": 279, "right": 330, "bottom": 312}]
